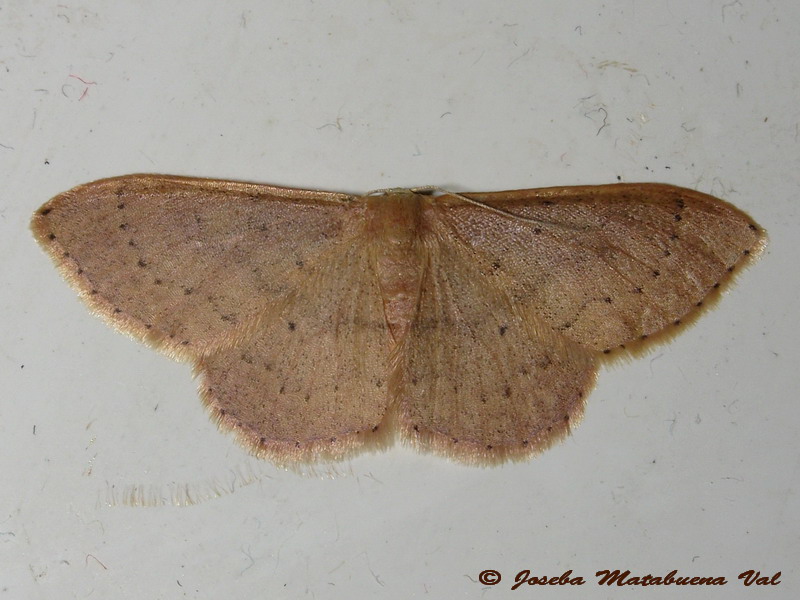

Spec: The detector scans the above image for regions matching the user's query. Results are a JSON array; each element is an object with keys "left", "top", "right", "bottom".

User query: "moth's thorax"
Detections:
[{"left": 366, "top": 191, "right": 427, "bottom": 342}]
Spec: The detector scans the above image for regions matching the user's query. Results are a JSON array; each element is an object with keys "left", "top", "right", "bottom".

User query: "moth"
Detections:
[{"left": 31, "top": 175, "right": 765, "bottom": 464}]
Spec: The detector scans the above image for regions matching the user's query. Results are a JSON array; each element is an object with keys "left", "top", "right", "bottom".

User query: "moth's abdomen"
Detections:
[{"left": 366, "top": 192, "right": 427, "bottom": 343}]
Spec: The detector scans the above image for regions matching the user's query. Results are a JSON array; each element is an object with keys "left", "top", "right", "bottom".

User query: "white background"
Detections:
[{"left": 1, "top": 1, "right": 797, "bottom": 598}]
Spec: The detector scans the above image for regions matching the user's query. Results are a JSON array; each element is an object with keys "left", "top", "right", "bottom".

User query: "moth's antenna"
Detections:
[
  {"left": 365, "top": 187, "right": 418, "bottom": 196},
  {"left": 412, "top": 186, "right": 586, "bottom": 232}
]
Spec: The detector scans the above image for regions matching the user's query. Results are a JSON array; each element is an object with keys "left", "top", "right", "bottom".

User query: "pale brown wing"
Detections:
[
  {"left": 31, "top": 174, "right": 360, "bottom": 358},
  {"left": 197, "top": 237, "right": 393, "bottom": 463},
  {"left": 396, "top": 229, "right": 598, "bottom": 464},
  {"left": 432, "top": 183, "right": 766, "bottom": 354}
]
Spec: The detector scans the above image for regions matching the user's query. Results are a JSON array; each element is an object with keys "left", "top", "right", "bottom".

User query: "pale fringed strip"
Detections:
[
  {"left": 97, "top": 461, "right": 370, "bottom": 507},
  {"left": 99, "top": 463, "right": 265, "bottom": 508}
]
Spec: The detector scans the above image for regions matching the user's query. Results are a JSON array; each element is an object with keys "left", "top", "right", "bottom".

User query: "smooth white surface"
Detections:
[{"left": 1, "top": 1, "right": 797, "bottom": 598}]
